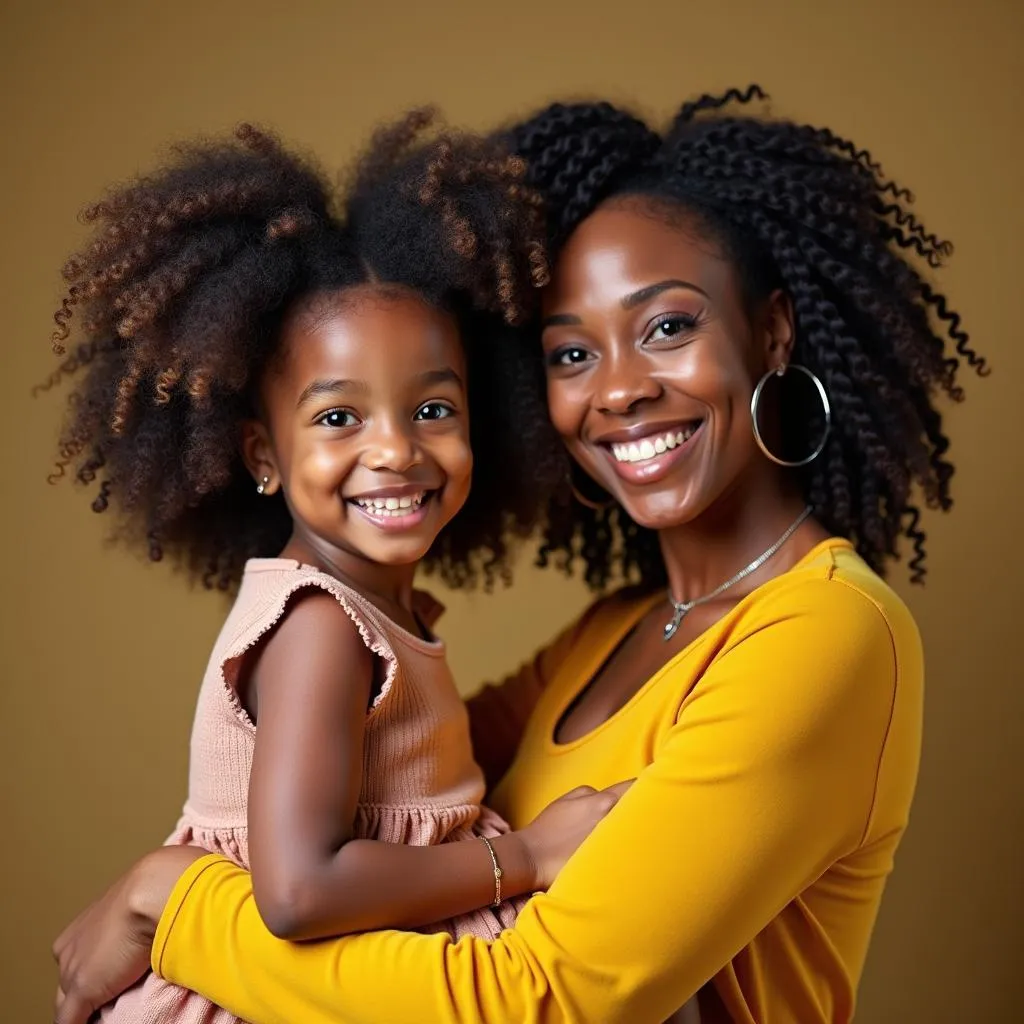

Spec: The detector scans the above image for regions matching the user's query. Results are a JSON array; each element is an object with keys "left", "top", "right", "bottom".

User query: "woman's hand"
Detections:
[
  {"left": 516, "top": 780, "right": 633, "bottom": 889},
  {"left": 53, "top": 846, "right": 207, "bottom": 1024}
]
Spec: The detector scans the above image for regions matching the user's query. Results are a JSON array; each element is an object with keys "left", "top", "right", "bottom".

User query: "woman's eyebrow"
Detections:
[{"left": 621, "top": 279, "right": 710, "bottom": 309}]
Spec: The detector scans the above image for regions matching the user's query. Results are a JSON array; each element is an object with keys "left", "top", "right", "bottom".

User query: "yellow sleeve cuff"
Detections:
[{"left": 151, "top": 853, "right": 229, "bottom": 977}]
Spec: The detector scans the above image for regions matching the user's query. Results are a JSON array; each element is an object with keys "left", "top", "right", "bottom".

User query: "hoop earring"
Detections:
[
  {"left": 569, "top": 466, "right": 615, "bottom": 511},
  {"left": 256, "top": 475, "right": 271, "bottom": 495},
  {"left": 750, "top": 363, "right": 831, "bottom": 468}
]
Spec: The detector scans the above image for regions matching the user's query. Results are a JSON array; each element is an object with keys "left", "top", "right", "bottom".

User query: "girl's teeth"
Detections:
[
  {"left": 611, "top": 427, "right": 697, "bottom": 464},
  {"left": 353, "top": 492, "right": 426, "bottom": 517}
]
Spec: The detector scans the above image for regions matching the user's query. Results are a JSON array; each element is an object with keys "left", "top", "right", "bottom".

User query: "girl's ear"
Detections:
[{"left": 240, "top": 419, "right": 282, "bottom": 495}]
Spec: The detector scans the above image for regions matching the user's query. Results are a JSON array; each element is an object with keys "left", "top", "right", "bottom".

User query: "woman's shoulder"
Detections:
[
  {"left": 727, "top": 539, "right": 924, "bottom": 704},
  {"left": 756, "top": 539, "right": 920, "bottom": 644}
]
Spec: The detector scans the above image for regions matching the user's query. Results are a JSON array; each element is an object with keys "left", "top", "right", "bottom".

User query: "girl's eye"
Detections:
[
  {"left": 415, "top": 402, "right": 454, "bottom": 422},
  {"left": 647, "top": 314, "right": 698, "bottom": 343},
  {"left": 316, "top": 409, "right": 359, "bottom": 429},
  {"left": 548, "top": 346, "right": 590, "bottom": 367}
]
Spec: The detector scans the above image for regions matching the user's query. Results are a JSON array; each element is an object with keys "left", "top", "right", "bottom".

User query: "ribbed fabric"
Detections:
[{"left": 102, "top": 558, "right": 524, "bottom": 1024}]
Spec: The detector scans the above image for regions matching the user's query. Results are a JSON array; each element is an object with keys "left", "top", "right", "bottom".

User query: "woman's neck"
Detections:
[
  {"left": 281, "top": 530, "right": 418, "bottom": 613},
  {"left": 657, "top": 471, "right": 811, "bottom": 604}
]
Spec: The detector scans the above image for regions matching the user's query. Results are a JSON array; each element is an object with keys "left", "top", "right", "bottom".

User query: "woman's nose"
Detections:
[{"left": 594, "top": 354, "right": 663, "bottom": 415}]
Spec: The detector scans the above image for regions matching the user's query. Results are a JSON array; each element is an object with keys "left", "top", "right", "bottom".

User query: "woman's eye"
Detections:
[
  {"left": 549, "top": 346, "right": 590, "bottom": 367},
  {"left": 648, "top": 315, "right": 698, "bottom": 342},
  {"left": 316, "top": 409, "right": 358, "bottom": 428},
  {"left": 415, "top": 402, "right": 454, "bottom": 421}
]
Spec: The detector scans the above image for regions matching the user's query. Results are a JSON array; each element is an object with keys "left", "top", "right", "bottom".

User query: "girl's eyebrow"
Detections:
[
  {"left": 416, "top": 367, "right": 463, "bottom": 389},
  {"left": 296, "top": 378, "right": 368, "bottom": 408},
  {"left": 296, "top": 368, "right": 462, "bottom": 409}
]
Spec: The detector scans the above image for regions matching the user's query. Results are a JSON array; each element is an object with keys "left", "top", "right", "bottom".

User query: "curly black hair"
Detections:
[
  {"left": 506, "top": 85, "right": 986, "bottom": 590},
  {"left": 43, "top": 111, "right": 560, "bottom": 590}
]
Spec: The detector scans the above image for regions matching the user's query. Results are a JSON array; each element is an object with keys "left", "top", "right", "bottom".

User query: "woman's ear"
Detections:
[
  {"left": 761, "top": 289, "right": 796, "bottom": 371},
  {"left": 240, "top": 419, "right": 281, "bottom": 496}
]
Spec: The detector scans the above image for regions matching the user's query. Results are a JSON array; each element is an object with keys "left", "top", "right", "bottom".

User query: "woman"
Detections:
[{"left": 53, "top": 86, "right": 982, "bottom": 1024}]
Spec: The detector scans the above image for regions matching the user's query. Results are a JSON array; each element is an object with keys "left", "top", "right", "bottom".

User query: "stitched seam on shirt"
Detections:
[
  {"left": 154, "top": 857, "right": 223, "bottom": 977},
  {"left": 831, "top": 575, "right": 901, "bottom": 848}
]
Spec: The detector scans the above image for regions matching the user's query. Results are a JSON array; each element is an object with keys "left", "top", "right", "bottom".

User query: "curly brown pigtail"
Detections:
[{"left": 45, "top": 125, "right": 358, "bottom": 588}]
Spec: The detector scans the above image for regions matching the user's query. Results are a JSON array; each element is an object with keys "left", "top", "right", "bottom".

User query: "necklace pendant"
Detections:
[{"left": 663, "top": 603, "right": 689, "bottom": 642}]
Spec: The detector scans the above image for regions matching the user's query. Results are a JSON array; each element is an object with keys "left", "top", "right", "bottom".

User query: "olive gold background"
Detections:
[{"left": 2, "top": 1, "right": 1021, "bottom": 1019}]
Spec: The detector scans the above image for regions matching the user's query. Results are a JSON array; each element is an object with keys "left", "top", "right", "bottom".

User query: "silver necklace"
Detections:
[{"left": 663, "top": 506, "right": 813, "bottom": 641}]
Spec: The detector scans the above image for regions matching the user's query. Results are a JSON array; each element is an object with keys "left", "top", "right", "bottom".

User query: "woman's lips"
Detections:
[{"left": 598, "top": 421, "right": 705, "bottom": 484}]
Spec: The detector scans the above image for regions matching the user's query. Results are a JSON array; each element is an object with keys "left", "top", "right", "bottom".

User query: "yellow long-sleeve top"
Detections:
[{"left": 153, "top": 539, "right": 923, "bottom": 1023}]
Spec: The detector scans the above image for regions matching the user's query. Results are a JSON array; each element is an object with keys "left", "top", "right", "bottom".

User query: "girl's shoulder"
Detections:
[{"left": 219, "top": 558, "right": 399, "bottom": 673}]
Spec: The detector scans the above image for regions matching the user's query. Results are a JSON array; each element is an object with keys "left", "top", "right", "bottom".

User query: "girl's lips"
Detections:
[
  {"left": 348, "top": 491, "right": 435, "bottom": 533},
  {"left": 598, "top": 420, "right": 705, "bottom": 485}
]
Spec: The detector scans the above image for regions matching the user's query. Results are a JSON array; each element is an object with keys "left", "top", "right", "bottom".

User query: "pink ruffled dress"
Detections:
[{"left": 101, "top": 558, "right": 525, "bottom": 1024}]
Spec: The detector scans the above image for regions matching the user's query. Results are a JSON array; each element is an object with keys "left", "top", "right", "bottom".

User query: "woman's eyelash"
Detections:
[
  {"left": 647, "top": 313, "right": 701, "bottom": 340},
  {"left": 548, "top": 346, "right": 589, "bottom": 367}
]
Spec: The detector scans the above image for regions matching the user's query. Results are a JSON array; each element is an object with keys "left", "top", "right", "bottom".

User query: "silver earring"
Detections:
[
  {"left": 568, "top": 466, "right": 615, "bottom": 511},
  {"left": 570, "top": 483, "right": 615, "bottom": 511},
  {"left": 750, "top": 363, "right": 831, "bottom": 468},
  {"left": 256, "top": 475, "right": 270, "bottom": 495}
]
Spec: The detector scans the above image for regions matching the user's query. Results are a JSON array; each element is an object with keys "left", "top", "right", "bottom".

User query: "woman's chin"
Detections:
[{"left": 615, "top": 496, "right": 701, "bottom": 532}]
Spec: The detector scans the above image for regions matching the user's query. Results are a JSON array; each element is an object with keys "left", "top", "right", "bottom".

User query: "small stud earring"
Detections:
[{"left": 256, "top": 475, "right": 270, "bottom": 495}]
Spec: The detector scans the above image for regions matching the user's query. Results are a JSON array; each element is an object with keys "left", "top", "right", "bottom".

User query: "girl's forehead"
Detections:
[{"left": 270, "top": 289, "right": 466, "bottom": 395}]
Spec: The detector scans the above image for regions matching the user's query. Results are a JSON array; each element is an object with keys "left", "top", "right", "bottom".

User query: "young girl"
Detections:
[{"left": 48, "top": 115, "right": 627, "bottom": 1023}]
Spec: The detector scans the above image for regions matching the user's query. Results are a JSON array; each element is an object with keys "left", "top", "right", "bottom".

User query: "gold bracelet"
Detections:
[{"left": 479, "top": 835, "right": 503, "bottom": 906}]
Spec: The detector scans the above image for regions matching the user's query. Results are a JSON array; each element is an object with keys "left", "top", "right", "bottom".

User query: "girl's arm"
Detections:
[
  {"left": 246, "top": 589, "right": 620, "bottom": 942},
  {"left": 246, "top": 588, "right": 541, "bottom": 940},
  {"left": 151, "top": 578, "right": 920, "bottom": 1023}
]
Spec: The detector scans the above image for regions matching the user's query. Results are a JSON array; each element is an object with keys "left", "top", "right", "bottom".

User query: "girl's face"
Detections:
[
  {"left": 244, "top": 284, "right": 472, "bottom": 569},
  {"left": 540, "top": 200, "right": 793, "bottom": 532}
]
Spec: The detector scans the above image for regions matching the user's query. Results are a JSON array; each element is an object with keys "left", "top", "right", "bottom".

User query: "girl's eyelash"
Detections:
[
  {"left": 416, "top": 400, "right": 455, "bottom": 419},
  {"left": 315, "top": 408, "right": 357, "bottom": 427}
]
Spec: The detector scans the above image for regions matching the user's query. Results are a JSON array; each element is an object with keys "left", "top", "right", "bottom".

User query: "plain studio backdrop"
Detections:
[{"left": 2, "top": 1, "right": 1021, "bottom": 1019}]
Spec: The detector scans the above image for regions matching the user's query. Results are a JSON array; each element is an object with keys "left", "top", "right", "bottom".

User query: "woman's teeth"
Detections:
[
  {"left": 352, "top": 492, "right": 427, "bottom": 518},
  {"left": 611, "top": 426, "right": 698, "bottom": 464}
]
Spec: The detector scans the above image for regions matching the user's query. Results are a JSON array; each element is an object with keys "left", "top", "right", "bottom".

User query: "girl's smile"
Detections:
[{"left": 243, "top": 284, "right": 473, "bottom": 573}]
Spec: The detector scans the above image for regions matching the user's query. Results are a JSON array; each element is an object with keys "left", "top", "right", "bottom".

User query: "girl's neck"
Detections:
[
  {"left": 281, "top": 531, "right": 418, "bottom": 614},
  {"left": 657, "top": 469, "right": 811, "bottom": 604}
]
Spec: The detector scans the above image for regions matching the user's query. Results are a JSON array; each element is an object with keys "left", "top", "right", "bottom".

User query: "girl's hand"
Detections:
[
  {"left": 53, "top": 846, "right": 206, "bottom": 1024},
  {"left": 517, "top": 780, "right": 633, "bottom": 890}
]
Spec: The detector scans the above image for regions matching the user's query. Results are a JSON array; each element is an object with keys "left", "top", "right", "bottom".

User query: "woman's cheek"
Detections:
[{"left": 545, "top": 377, "right": 585, "bottom": 443}]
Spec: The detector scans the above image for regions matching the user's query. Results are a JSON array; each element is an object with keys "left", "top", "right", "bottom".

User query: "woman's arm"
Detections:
[
  {"left": 466, "top": 598, "right": 607, "bottom": 788},
  {"left": 247, "top": 589, "right": 540, "bottom": 940},
  {"left": 153, "top": 580, "right": 919, "bottom": 1023}
]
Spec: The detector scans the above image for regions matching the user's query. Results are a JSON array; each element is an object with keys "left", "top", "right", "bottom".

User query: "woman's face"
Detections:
[{"left": 540, "top": 199, "right": 793, "bottom": 531}]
